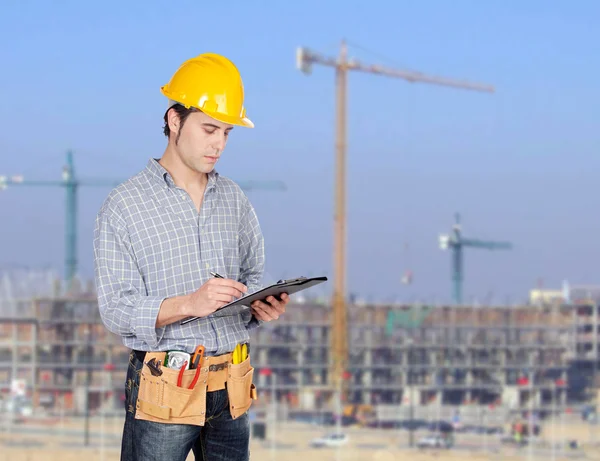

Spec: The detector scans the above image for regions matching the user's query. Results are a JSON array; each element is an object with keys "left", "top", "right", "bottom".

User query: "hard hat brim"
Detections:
[
  {"left": 202, "top": 107, "right": 255, "bottom": 128},
  {"left": 162, "top": 90, "right": 254, "bottom": 128}
]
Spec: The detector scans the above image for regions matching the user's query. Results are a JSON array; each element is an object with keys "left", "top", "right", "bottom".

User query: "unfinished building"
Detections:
[
  {"left": 0, "top": 296, "right": 592, "bottom": 417},
  {"left": 253, "top": 302, "right": 575, "bottom": 412}
]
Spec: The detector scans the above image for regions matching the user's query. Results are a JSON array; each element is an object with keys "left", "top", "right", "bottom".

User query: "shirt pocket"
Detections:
[
  {"left": 208, "top": 210, "right": 239, "bottom": 266},
  {"left": 218, "top": 228, "right": 239, "bottom": 265}
]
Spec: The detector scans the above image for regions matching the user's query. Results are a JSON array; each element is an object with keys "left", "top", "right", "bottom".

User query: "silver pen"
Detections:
[{"left": 210, "top": 271, "right": 224, "bottom": 279}]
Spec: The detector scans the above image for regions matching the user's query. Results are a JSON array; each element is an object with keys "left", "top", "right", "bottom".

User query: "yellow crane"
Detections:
[{"left": 296, "top": 40, "right": 495, "bottom": 402}]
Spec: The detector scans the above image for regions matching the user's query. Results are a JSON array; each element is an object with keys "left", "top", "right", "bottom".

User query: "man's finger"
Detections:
[
  {"left": 263, "top": 297, "right": 286, "bottom": 315},
  {"left": 212, "top": 285, "right": 245, "bottom": 298},
  {"left": 252, "top": 300, "right": 269, "bottom": 310},
  {"left": 252, "top": 302, "right": 278, "bottom": 320},
  {"left": 254, "top": 308, "right": 275, "bottom": 322},
  {"left": 251, "top": 307, "right": 266, "bottom": 321},
  {"left": 265, "top": 296, "right": 281, "bottom": 308},
  {"left": 213, "top": 293, "right": 236, "bottom": 303},
  {"left": 210, "top": 278, "right": 247, "bottom": 294}
]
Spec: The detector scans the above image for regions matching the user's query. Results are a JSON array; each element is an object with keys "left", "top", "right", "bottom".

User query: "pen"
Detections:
[
  {"left": 212, "top": 270, "right": 246, "bottom": 302},
  {"left": 180, "top": 271, "right": 232, "bottom": 326}
]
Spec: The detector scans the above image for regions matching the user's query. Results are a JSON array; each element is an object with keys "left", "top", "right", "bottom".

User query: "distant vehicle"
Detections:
[
  {"left": 416, "top": 433, "right": 453, "bottom": 449},
  {"left": 310, "top": 433, "right": 349, "bottom": 448},
  {"left": 427, "top": 420, "right": 454, "bottom": 433},
  {"left": 3, "top": 395, "right": 33, "bottom": 417}
]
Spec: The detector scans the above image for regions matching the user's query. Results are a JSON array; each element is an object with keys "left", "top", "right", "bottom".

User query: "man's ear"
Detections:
[{"left": 167, "top": 108, "right": 180, "bottom": 136}]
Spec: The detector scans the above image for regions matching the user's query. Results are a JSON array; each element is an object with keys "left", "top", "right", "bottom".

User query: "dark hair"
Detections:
[{"left": 163, "top": 104, "right": 199, "bottom": 143}]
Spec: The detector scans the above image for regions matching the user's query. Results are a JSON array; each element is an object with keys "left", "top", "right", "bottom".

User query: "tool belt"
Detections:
[{"left": 133, "top": 349, "right": 257, "bottom": 426}]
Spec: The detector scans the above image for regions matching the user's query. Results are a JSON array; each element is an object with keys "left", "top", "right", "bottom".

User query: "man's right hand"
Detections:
[{"left": 184, "top": 278, "right": 248, "bottom": 318}]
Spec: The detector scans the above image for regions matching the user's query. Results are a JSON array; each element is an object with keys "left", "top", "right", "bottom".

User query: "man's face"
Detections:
[{"left": 170, "top": 110, "right": 234, "bottom": 174}]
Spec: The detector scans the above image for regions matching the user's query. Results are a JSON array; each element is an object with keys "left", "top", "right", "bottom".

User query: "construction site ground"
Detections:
[{"left": 0, "top": 416, "right": 596, "bottom": 461}]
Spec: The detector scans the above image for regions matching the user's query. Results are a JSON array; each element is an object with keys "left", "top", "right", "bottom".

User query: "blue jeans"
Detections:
[{"left": 121, "top": 351, "right": 250, "bottom": 461}]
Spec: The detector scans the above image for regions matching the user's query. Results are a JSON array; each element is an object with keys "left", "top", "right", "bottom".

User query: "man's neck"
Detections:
[{"left": 159, "top": 147, "right": 208, "bottom": 192}]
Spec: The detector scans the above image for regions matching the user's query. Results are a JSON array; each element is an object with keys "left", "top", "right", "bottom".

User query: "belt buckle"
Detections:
[{"left": 209, "top": 362, "right": 228, "bottom": 372}]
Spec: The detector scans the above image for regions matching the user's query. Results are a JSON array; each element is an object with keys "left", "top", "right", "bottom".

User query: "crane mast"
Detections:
[
  {"left": 1, "top": 150, "right": 286, "bottom": 292},
  {"left": 296, "top": 40, "right": 495, "bottom": 402},
  {"left": 439, "top": 212, "right": 513, "bottom": 304}
]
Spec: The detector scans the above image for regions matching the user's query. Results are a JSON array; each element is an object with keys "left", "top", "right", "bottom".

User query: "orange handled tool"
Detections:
[
  {"left": 191, "top": 345, "right": 205, "bottom": 369},
  {"left": 188, "top": 345, "right": 205, "bottom": 390}
]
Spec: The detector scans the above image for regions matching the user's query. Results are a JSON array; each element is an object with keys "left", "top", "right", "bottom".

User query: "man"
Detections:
[{"left": 93, "top": 52, "right": 289, "bottom": 461}]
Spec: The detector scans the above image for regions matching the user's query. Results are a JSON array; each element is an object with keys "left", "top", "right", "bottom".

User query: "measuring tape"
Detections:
[{"left": 165, "top": 351, "right": 191, "bottom": 370}]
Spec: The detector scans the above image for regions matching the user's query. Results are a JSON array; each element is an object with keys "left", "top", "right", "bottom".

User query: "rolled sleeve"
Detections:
[
  {"left": 238, "top": 194, "right": 266, "bottom": 331},
  {"left": 93, "top": 204, "right": 167, "bottom": 349},
  {"left": 130, "top": 296, "right": 168, "bottom": 348},
  {"left": 246, "top": 315, "right": 264, "bottom": 330}
]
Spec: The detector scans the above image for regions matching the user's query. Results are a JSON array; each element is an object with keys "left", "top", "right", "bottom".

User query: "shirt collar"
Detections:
[{"left": 145, "top": 158, "right": 219, "bottom": 191}]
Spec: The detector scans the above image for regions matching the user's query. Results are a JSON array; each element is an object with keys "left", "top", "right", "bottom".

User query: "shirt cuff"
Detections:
[
  {"left": 131, "top": 296, "right": 167, "bottom": 349},
  {"left": 246, "top": 314, "right": 264, "bottom": 331}
]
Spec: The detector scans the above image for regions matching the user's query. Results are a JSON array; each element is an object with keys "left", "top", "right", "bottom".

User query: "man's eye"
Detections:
[{"left": 204, "top": 129, "right": 216, "bottom": 135}]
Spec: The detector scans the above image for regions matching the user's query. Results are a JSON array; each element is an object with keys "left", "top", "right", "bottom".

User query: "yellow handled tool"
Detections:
[
  {"left": 233, "top": 344, "right": 241, "bottom": 364},
  {"left": 232, "top": 343, "right": 248, "bottom": 364}
]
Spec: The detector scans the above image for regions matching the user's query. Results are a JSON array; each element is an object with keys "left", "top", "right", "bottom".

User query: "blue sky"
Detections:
[{"left": 0, "top": 1, "right": 598, "bottom": 303}]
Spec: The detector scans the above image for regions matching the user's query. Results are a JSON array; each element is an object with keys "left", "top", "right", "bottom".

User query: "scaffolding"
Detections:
[
  {"left": 0, "top": 295, "right": 125, "bottom": 413},
  {"left": 250, "top": 302, "right": 576, "bottom": 411},
  {"left": 0, "top": 293, "right": 594, "bottom": 422}
]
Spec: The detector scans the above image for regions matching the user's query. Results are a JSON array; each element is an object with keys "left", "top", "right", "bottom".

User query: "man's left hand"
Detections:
[{"left": 251, "top": 293, "right": 289, "bottom": 322}]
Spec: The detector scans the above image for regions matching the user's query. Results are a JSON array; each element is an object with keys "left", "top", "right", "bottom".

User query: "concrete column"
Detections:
[
  {"left": 594, "top": 304, "right": 599, "bottom": 372},
  {"left": 31, "top": 321, "right": 38, "bottom": 407},
  {"left": 465, "top": 390, "right": 472, "bottom": 404},
  {"left": 434, "top": 346, "right": 443, "bottom": 405},
  {"left": 501, "top": 344, "right": 508, "bottom": 386},
  {"left": 562, "top": 370, "right": 568, "bottom": 407},
  {"left": 297, "top": 345, "right": 304, "bottom": 387},
  {"left": 403, "top": 349, "right": 410, "bottom": 389},
  {"left": 466, "top": 365, "right": 473, "bottom": 385},
  {"left": 296, "top": 325, "right": 307, "bottom": 345},
  {"left": 534, "top": 387, "right": 542, "bottom": 406},
  {"left": 259, "top": 348, "right": 269, "bottom": 387},
  {"left": 363, "top": 329, "right": 373, "bottom": 404}
]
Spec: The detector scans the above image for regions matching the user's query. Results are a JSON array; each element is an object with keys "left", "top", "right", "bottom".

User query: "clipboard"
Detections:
[{"left": 180, "top": 276, "right": 328, "bottom": 325}]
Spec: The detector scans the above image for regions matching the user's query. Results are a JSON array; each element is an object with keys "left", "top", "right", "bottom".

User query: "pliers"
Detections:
[
  {"left": 177, "top": 346, "right": 205, "bottom": 390},
  {"left": 177, "top": 361, "right": 202, "bottom": 389},
  {"left": 177, "top": 360, "right": 188, "bottom": 387}
]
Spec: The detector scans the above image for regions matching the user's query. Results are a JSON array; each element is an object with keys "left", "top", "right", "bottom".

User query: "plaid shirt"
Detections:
[{"left": 93, "top": 158, "right": 265, "bottom": 356}]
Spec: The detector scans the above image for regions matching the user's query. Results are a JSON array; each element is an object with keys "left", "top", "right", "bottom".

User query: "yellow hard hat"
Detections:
[{"left": 161, "top": 53, "right": 254, "bottom": 128}]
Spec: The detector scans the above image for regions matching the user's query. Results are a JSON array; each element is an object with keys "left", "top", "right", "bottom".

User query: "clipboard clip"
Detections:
[{"left": 277, "top": 276, "right": 307, "bottom": 284}]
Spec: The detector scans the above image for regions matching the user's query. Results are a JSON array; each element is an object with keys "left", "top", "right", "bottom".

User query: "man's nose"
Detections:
[{"left": 212, "top": 132, "right": 227, "bottom": 151}]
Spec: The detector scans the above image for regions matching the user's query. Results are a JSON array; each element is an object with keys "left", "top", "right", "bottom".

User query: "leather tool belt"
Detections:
[{"left": 134, "top": 349, "right": 257, "bottom": 426}]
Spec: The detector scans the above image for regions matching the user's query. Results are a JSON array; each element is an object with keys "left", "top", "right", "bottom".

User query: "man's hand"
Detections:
[
  {"left": 184, "top": 278, "right": 247, "bottom": 318},
  {"left": 251, "top": 293, "right": 289, "bottom": 322}
]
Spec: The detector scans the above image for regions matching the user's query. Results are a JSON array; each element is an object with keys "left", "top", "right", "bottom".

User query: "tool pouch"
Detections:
[
  {"left": 135, "top": 352, "right": 209, "bottom": 426},
  {"left": 226, "top": 354, "right": 258, "bottom": 419}
]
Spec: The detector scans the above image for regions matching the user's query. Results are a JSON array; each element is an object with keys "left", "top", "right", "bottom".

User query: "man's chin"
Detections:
[{"left": 195, "top": 164, "right": 216, "bottom": 175}]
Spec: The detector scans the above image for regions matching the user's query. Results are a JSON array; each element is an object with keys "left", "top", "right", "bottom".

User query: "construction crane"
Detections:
[
  {"left": 296, "top": 40, "right": 495, "bottom": 401},
  {"left": 439, "top": 212, "right": 512, "bottom": 304},
  {"left": 1, "top": 150, "right": 286, "bottom": 291}
]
